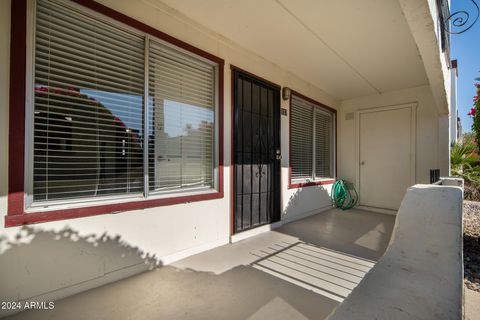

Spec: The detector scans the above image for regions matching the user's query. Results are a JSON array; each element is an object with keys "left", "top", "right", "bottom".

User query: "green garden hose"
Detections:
[{"left": 331, "top": 180, "right": 358, "bottom": 210}]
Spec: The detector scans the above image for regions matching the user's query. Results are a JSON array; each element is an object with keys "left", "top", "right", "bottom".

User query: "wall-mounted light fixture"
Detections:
[{"left": 282, "top": 87, "right": 291, "bottom": 101}]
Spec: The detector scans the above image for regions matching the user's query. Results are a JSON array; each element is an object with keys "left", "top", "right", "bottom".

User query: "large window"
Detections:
[
  {"left": 290, "top": 94, "right": 335, "bottom": 187},
  {"left": 148, "top": 42, "right": 215, "bottom": 193},
  {"left": 27, "top": 0, "right": 219, "bottom": 208}
]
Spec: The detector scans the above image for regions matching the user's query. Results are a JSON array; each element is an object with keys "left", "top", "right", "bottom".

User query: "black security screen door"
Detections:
[{"left": 233, "top": 70, "right": 281, "bottom": 233}]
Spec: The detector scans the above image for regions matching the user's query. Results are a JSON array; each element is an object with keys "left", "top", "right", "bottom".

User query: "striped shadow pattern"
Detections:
[{"left": 250, "top": 241, "right": 374, "bottom": 302}]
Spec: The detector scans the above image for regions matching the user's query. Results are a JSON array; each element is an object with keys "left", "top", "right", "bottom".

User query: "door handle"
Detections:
[{"left": 360, "top": 161, "right": 365, "bottom": 165}]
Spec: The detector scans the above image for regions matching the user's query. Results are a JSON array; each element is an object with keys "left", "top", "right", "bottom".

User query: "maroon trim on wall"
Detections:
[
  {"left": 290, "top": 90, "right": 337, "bottom": 114},
  {"left": 451, "top": 59, "right": 458, "bottom": 76},
  {"left": 5, "top": 193, "right": 224, "bottom": 227},
  {"left": 71, "top": 0, "right": 224, "bottom": 66},
  {"left": 288, "top": 180, "right": 336, "bottom": 189},
  {"left": 230, "top": 67, "right": 235, "bottom": 236},
  {"left": 230, "top": 65, "right": 281, "bottom": 90},
  {"left": 6, "top": 0, "right": 225, "bottom": 227},
  {"left": 287, "top": 90, "right": 337, "bottom": 189},
  {"left": 218, "top": 64, "right": 225, "bottom": 195},
  {"left": 8, "top": 0, "right": 27, "bottom": 218}
]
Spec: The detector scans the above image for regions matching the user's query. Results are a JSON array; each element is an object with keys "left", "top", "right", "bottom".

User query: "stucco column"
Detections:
[
  {"left": 449, "top": 63, "right": 458, "bottom": 143},
  {"left": 438, "top": 114, "right": 450, "bottom": 176}
]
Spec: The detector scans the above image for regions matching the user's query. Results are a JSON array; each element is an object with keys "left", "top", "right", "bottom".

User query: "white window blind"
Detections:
[
  {"left": 148, "top": 40, "right": 215, "bottom": 192},
  {"left": 315, "top": 110, "right": 333, "bottom": 178},
  {"left": 290, "top": 95, "right": 334, "bottom": 181},
  {"left": 33, "top": 0, "right": 145, "bottom": 202},
  {"left": 290, "top": 95, "right": 313, "bottom": 180}
]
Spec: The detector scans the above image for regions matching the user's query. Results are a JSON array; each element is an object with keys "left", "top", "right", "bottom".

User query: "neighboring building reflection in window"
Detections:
[{"left": 33, "top": 86, "right": 144, "bottom": 201}]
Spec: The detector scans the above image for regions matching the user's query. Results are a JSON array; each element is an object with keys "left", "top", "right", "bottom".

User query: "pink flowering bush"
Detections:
[
  {"left": 460, "top": 83, "right": 480, "bottom": 200},
  {"left": 470, "top": 83, "right": 480, "bottom": 145}
]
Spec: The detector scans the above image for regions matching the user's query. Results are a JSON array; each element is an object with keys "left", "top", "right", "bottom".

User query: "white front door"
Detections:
[{"left": 358, "top": 104, "right": 415, "bottom": 210}]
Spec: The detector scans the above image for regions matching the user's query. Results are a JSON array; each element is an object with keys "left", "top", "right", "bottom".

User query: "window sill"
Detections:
[
  {"left": 288, "top": 179, "right": 336, "bottom": 189},
  {"left": 5, "top": 190, "right": 223, "bottom": 227}
]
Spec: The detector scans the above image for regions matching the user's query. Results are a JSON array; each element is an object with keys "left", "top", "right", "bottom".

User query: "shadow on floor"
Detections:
[
  {"left": 6, "top": 263, "right": 339, "bottom": 320},
  {"left": 249, "top": 240, "right": 375, "bottom": 302},
  {"left": 276, "top": 208, "right": 396, "bottom": 261},
  {"left": 2, "top": 207, "right": 396, "bottom": 320},
  {"left": 280, "top": 184, "right": 395, "bottom": 261}
]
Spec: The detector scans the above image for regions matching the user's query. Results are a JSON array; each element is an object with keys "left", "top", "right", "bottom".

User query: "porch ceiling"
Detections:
[{"left": 152, "top": 0, "right": 429, "bottom": 100}]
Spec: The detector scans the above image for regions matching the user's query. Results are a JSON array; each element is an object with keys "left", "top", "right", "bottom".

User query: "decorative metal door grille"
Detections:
[{"left": 233, "top": 70, "right": 281, "bottom": 233}]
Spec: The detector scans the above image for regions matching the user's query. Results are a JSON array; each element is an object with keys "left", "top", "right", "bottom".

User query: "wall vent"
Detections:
[{"left": 345, "top": 112, "right": 354, "bottom": 120}]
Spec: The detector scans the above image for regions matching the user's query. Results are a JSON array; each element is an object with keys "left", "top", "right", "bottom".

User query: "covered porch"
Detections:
[
  {"left": 0, "top": 0, "right": 456, "bottom": 318},
  {"left": 6, "top": 208, "right": 395, "bottom": 320}
]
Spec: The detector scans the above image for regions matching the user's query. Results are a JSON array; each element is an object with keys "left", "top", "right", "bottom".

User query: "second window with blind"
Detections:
[
  {"left": 29, "top": 0, "right": 218, "bottom": 208},
  {"left": 290, "top": 94, "right": 335, "bottom": 186}
]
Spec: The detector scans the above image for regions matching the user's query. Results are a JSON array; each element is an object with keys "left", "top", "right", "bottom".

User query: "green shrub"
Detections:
[{"left": 451, "top": 135, "right": 480, "bottom": 184}]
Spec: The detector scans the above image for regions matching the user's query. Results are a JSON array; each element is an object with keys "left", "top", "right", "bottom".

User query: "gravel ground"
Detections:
[{"left": 464, "top": 201, "right": 480, "bottom": 292}]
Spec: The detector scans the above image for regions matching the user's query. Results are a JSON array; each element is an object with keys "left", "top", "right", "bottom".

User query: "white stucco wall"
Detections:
[
  {"left": 398, "top": 0, "right": 450, "bottom": 116},
  {"left": 338, "top": 85, "right": 443, "bottom": 194},
  {"left": 450, "top": 66, "right": 458, "bottom": 143},
  {"left": 438, "top": 113, "right": 451, "bottom": 175},
  {"left": 0, "top": 0, "right": 340, "bottom": 311},
  {"left": 426, "top": 0, "right": 452, "bottom": 108}
]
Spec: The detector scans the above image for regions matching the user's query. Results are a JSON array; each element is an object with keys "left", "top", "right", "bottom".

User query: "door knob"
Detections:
[
  {"left": 275, "top": 148, "right": 281, "bottom": 160},
  {"left": 361, "top": 161, "right": 365, "bottom": 165}
]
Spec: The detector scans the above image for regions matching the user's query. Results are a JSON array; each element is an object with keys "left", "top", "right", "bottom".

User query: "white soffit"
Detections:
[{"left": 154, "top": 0, "right": 429, "bottom": 100}]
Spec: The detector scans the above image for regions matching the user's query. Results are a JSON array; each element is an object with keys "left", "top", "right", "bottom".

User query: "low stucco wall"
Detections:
[{"left": 327, "top": 184, "right": 463, "bottom": 320}]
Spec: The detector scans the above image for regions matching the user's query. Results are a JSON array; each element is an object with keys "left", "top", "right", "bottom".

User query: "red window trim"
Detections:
[
  {"left": 288, "top": 90, "right": 337, "bottom": 189},
  {"left": 6, "top": 0, "right": 225, "bottom": 227}
]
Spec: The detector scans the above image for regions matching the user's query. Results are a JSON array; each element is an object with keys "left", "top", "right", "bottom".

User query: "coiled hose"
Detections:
[{"left": 331, "top": 180, "right": 358, "bottom": 210}]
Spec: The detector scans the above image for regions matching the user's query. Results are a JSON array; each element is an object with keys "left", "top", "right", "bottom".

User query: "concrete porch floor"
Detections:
[{"left": 7, "top": 208, "right": 395, "bottom": 320}]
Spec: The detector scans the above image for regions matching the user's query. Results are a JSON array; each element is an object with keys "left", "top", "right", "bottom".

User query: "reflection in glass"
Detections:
[
  {"left": 148, "top": 40, "right": 216, "bottom": 193},
  {"left": 33, "top": 0, "right": 145, "bottom": 202},
  {"left": 33, "top": 87, "right": 144, "bottom": 201},
  {"left": 149, "top": 100, "right": 214, "bottom": 191}
]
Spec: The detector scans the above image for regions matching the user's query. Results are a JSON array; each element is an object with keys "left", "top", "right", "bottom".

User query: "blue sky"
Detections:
[{"left": 450, "top": 0, "right": 480, "bottom": 133}]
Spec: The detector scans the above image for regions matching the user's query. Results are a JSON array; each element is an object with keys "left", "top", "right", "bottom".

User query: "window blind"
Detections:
[
  {"left": 315, "top": 110, "right": 332, "bottom": 178},
  {"left": 290, "top": 95, "right": 313, "bottom": 180},
  {"left": 290, "top": 95, "right": 334, "bottom": 181},
  {"left": 148, "top": 40, "right": 215, "bottom": 192},
  {"left": 33, "top": 0, "right": 145, "bottom": 201}
]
